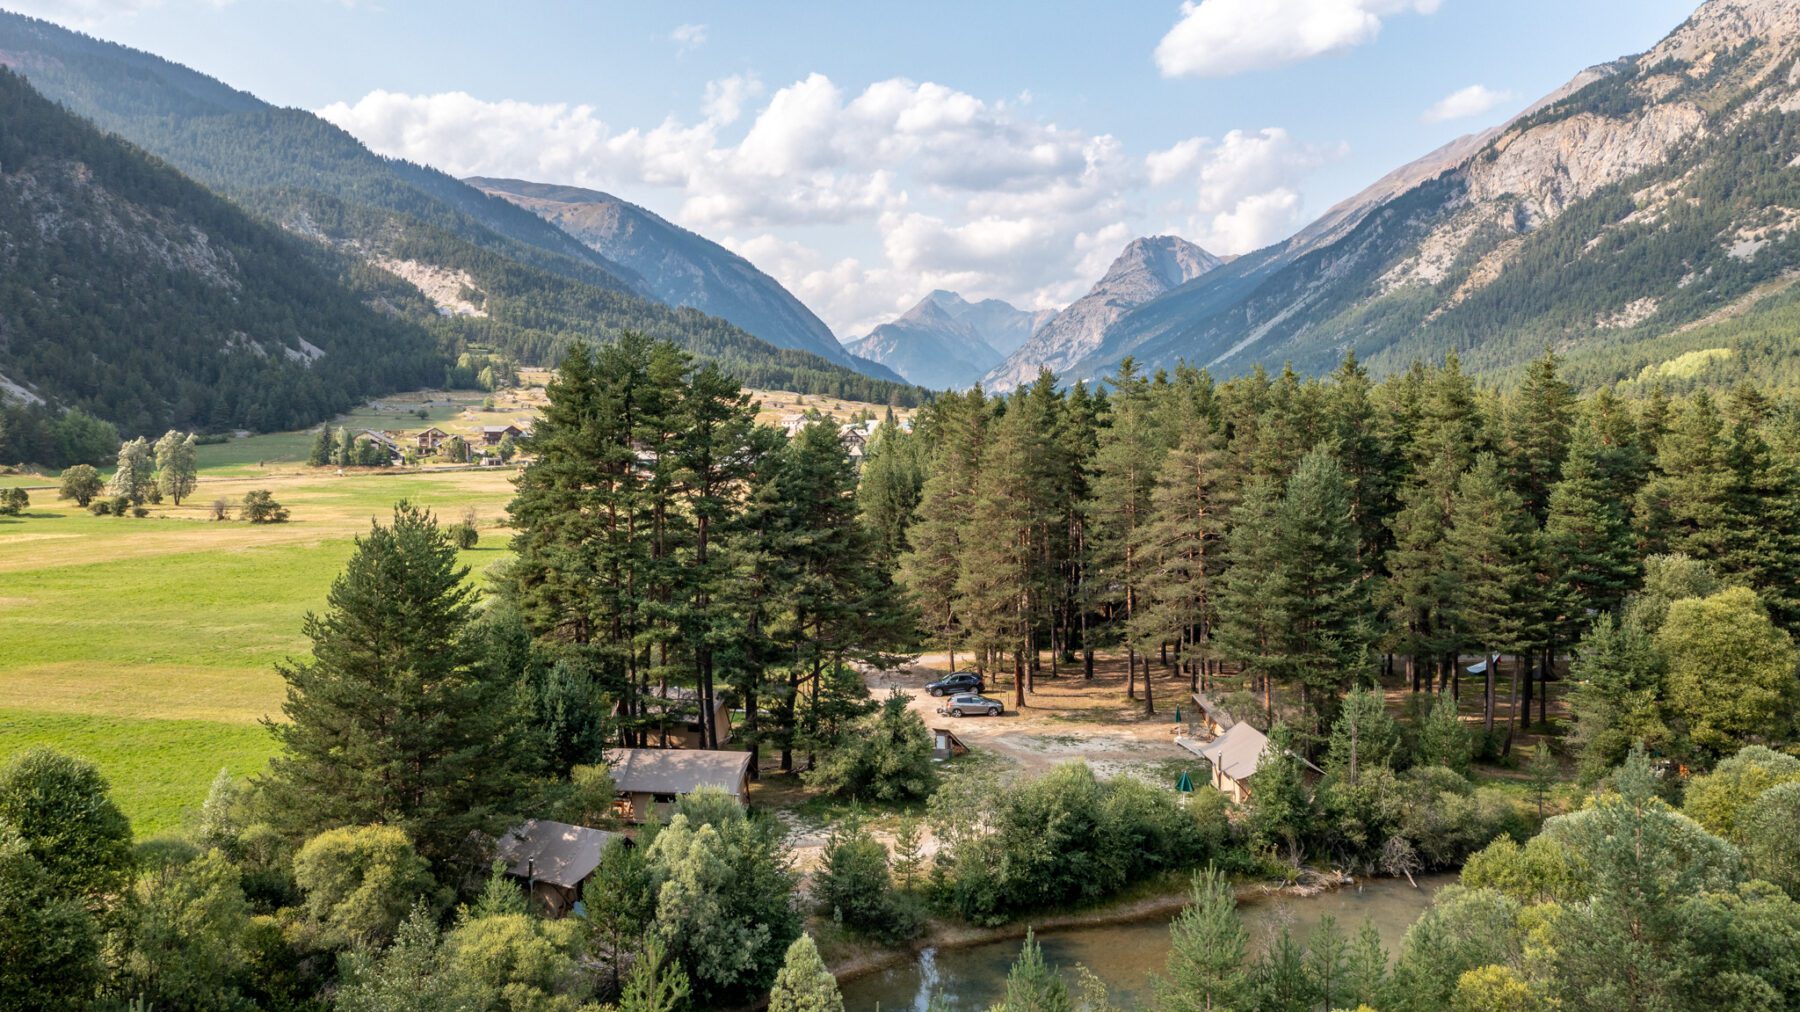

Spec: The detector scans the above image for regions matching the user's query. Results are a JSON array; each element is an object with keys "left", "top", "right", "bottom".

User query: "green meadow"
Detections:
[{"left": 0, "top": 446, "right": 519, "bottom": 837}]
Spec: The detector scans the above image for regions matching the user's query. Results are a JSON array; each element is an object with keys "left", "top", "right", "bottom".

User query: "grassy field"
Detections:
[
  {"left": 0, "top": 446, "right": 519, "bottom": 837},
  {"left": 0, "top": 378, "right": 912, "bottom": 838}
]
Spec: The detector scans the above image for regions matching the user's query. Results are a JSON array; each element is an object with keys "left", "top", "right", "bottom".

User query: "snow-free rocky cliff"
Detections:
[
  {"left": 983, "top": 236, "right": 1221, "bottom": 392},
  {"left": 1062, "top": 0, "right": 1800, "bottom": 389}
]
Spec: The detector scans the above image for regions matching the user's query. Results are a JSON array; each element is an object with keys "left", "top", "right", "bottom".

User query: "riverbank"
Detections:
[
  {"left": 822, "top": 867, "right": 1368, "bottom": 987},
  {"left": 833, "top": 871, "right": 1450, "bottom": 1009}
]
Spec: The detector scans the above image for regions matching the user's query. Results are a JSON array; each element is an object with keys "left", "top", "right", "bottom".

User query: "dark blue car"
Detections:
[{"left": 925, "top": 671, "right": 983, "bottom": 697}]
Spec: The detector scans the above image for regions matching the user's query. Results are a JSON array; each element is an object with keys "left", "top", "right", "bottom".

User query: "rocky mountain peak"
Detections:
[
  {"left": 982, "top": 235, "right": 1220, "bottom": 392},
  {"left": 1105, "top": 235, "right": 1221, "bottom": 291}
]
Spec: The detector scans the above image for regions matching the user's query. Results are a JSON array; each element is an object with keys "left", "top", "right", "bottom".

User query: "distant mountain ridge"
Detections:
[
  {"left": 844, "top": 294, "right": 1007, "bottom": 391},
  {"left": 1062, "top": 0, "right": 1800, "bottom": 391},
  {"left": 984, "top": 235, "right": 1221, "bottom": 392},
  {"left": 467, "top": 177, "right": 893, "bottom": 376},
  {"left": 921, "top": 290, "right": 1058, "bottom": 358}
]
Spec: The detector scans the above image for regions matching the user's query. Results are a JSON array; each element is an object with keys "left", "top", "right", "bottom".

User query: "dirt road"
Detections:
[{"left": 869, "top": 652, "right": 1194, "bottom": 779}]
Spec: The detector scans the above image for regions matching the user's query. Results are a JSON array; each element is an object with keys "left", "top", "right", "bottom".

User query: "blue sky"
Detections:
[{"left": 18, "top": 0, "right": 1702, "bottom": 336}]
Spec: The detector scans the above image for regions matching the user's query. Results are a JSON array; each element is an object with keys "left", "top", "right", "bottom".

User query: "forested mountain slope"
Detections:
[
  {"left": 0, "top": 11, "right": 921, "bottom": 407},
  {"left": 1073, "top": 0, "right": 1800, "bottom": 392},
  {"left": 0, "top": 68, "right": 441, "bottom": 436},
  {"left": 467, "top": 177, "right": 864, "bottom": 369}
]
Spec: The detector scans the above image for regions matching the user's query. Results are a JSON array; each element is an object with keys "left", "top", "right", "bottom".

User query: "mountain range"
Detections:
[
  {"left": 0, "top": 9, "right": 916, "bottom": 444},
  {"left": 465, "top": 177, "right": 905, "bottom": 382},
  {"left": 3, "top": 0, "right": 1799, "bottom": 449},
  {"left": 0, "top": 66, "right": 441, "bottom": 437},
  {"left": 1049, "top": 0, "right": 1800, "bottom": 392},
  {"left": 844, "top": 291, "right": 1056, "bottom": 390}
]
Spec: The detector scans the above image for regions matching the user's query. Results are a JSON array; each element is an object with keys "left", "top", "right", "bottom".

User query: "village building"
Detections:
[
  {"left": 480, "top": 423, "right": 525, "bottom": 446},
  {"left": 1191, "top": 722, "right": 1323, "bottom": 804},
  {"left": 414, "top": 426, "right": 449, "bottom": 452},
  {"left": 357, "top": 429, "right": 400, "bottom": 452},
  {"left": 612, "top": 687, "right": 732, "bottom": 749},
  {"left": 355, "top": 429, "right": 404, "bottom": 464},
  {"left": 838, "top": 422, "right": 870, "bottom": 462},
  {"left": 495, "top": 818, "right": 625, "bottom": 918},
  {"left": 607, "top": 747, "right": 754, "bottom": 823}
]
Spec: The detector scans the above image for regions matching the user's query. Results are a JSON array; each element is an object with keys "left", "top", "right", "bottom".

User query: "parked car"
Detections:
[
  {"left": 925, "top": 671, "right": 984, "bottom": 697},
  {"left": 937, "top": 693, "right": 1003, "bottom": 718}
]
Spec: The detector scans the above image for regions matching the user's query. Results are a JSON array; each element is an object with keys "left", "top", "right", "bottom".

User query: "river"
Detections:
[{"left": 839, "top": 874, "right": 1450, "bottom": 1010}]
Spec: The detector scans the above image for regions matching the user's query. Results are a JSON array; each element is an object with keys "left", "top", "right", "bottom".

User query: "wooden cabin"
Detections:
[
  {"left": 607, "top": 748, "right": 754, "bottom": 824},
  {"left": 495, "top": 819, "right": 625, "bottom": 918}
]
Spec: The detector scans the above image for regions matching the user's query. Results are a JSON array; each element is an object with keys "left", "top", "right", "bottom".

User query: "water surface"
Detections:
[{"left": 841, "top": 874, "right": 1449, "bottom": 1010}]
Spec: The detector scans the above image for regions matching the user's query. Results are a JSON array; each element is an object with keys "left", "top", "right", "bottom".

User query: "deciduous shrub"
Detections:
[
  {"left": 935, "top": 761, "right": 1219, "bottom": 925},
  {"left": 240, "top": 490, "right": 289, "bottom": 523}
]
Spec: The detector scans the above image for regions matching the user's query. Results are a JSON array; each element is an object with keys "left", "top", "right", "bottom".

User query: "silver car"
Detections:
[{"left": 940, "top": 693, "right": 1003, "bottom": 718}]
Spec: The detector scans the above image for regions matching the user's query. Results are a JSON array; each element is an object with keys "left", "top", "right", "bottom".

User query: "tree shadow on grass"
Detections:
[{"left": 0, "top": 511, "right": 64, "bottom": 524}]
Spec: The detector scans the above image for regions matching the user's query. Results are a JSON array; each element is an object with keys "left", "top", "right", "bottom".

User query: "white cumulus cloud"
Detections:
[
  {"left": 321, "top": 74, "right": 1340, "bottom": 337},
  {"left": 1149, "top": 127, "right": 1343, "bottom": 254},
  {"left": 1420, "top": 83, "right": 1515, "bottom": 124},
  {"left": 1155, "top": 0, "right": 1441, "bottom": 78}
]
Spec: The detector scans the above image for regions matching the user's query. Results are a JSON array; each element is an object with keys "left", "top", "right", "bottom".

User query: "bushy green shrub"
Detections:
[
  {"left": 936, "top": 761, "right": 1219, "bottom": 925},
  {"left": 804, "top": 692, "right": 935, "bottom": 802},
  {"left": 239, "top": 490, "right": 289, "bottom": 523},
  {"left": 815, "top": 821, "right": 921, "bottom": 943}
]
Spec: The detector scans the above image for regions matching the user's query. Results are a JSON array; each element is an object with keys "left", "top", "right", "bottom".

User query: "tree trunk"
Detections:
[
  {"left": 1518, "top": 650, "right": 1533, "bottom": 732},
  {"left": 806, "top": 647, "right": 822, "bottom": 771},
  {"left": 1483, "top": 652, "right": 1496, "bottom": 738},
  {"left": 1503, "top": 653, "right": 1521, "bottom": 757},
  {"left": 1127, "top": 647, "right": 1137, "bottom": 699},
  {"left": 1540, "top": 645, "right": 1552, "bottom": 726},
  {"left": 745, "top": 680, "right": 761, "bottom": 780},
  {"left": 1144, "top": 652, "right": 1155, "bottom": 716},
  {"left": 1014, "top": 649, "right": 1026, "bottom": 709},
  {"left": 780, "top": 661, "right": 799, "bottom": 772}
]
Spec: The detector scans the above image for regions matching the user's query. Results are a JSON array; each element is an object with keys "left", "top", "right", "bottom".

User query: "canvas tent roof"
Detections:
[
  {"left": 496, "top": 819, "right": 621, "bottom": 889},
  {"left": 1196, "top": 723, "right": 1323, "bottom": 784},
  {"left": 1191, "top": 690, "right": 1237, "bottom": 730},
  {"left": 608, "top": 748, "right": 753, "bottom": 797},
  {"left": 1197, "top": 723, "right": 1271, "bottom": 782}
]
